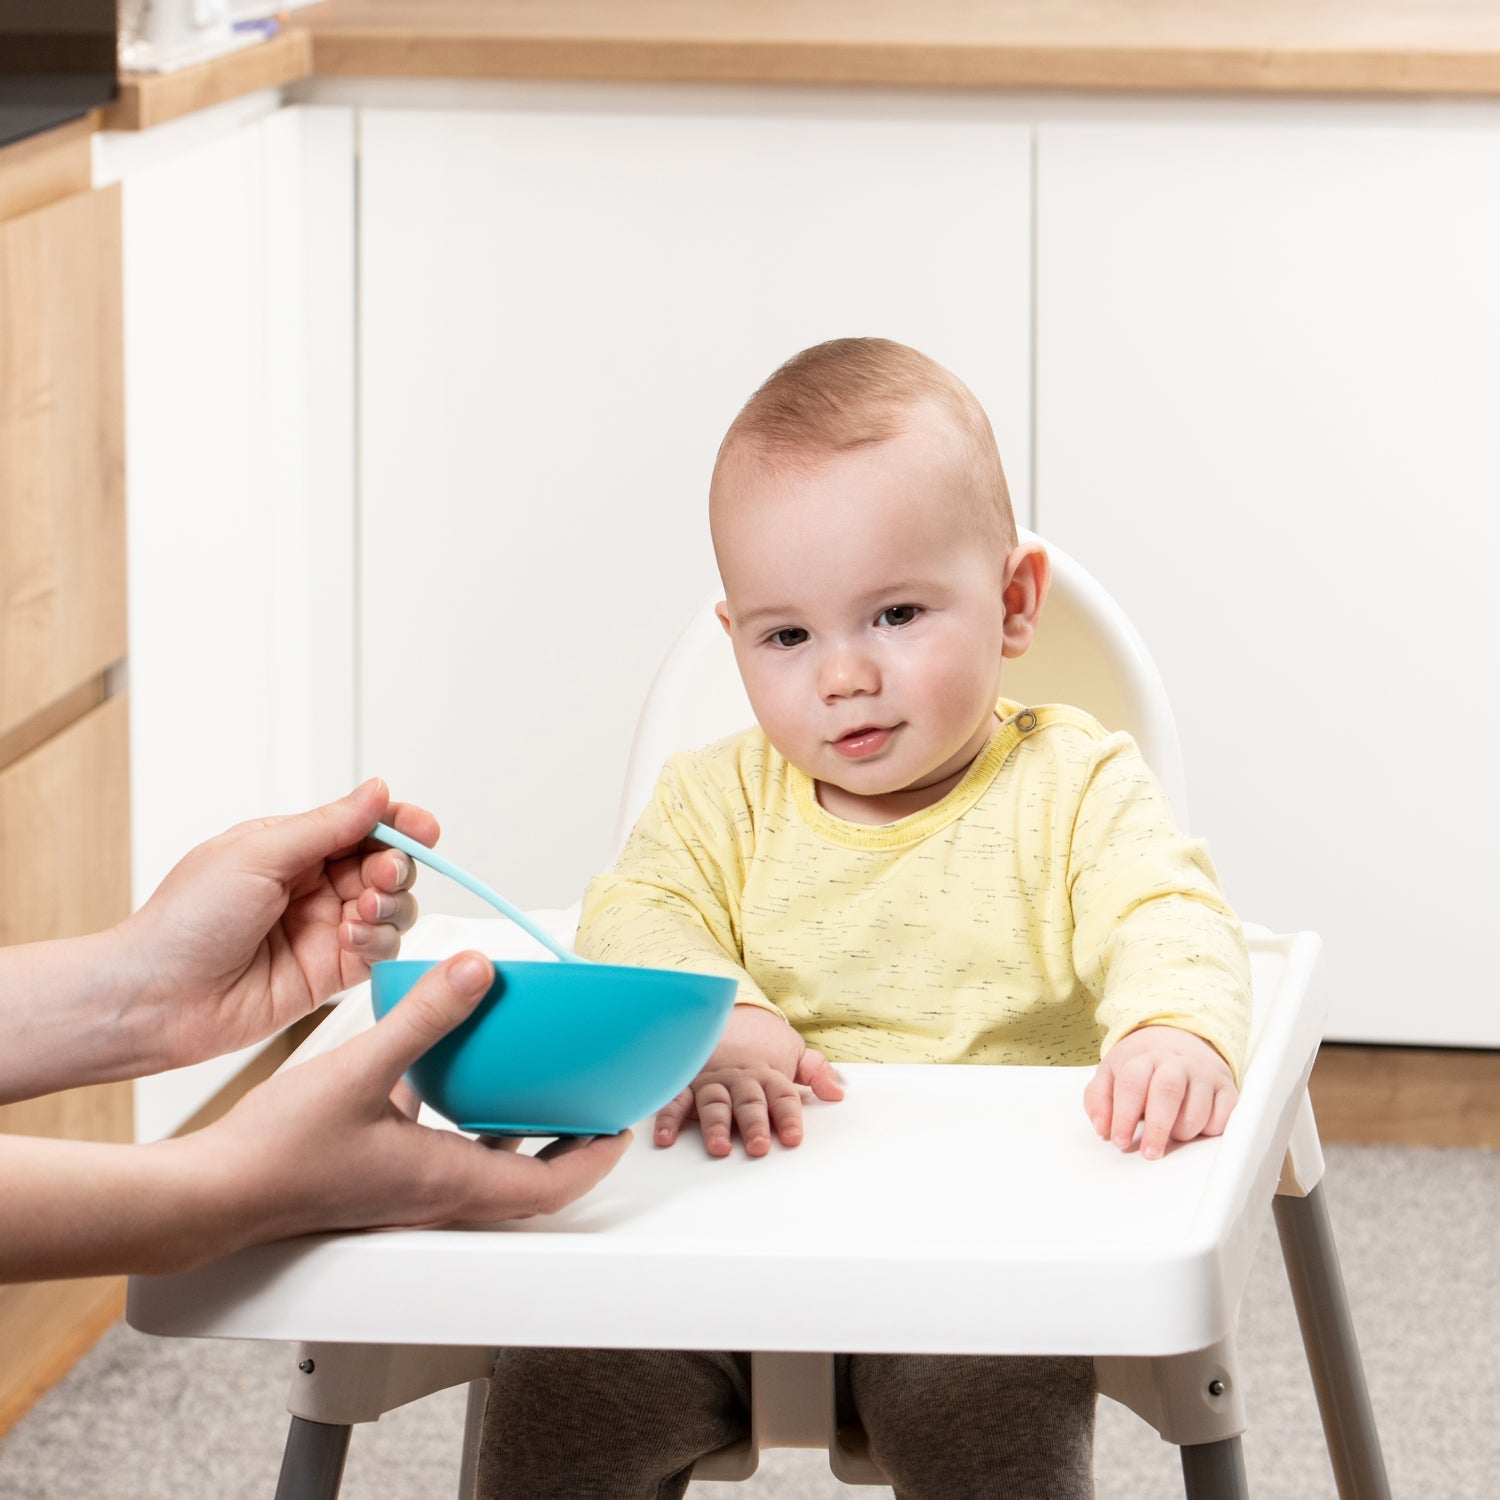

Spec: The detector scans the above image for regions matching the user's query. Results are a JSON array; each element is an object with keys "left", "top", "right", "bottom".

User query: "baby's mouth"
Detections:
[{"left": 831, "top": 725, "right": 895, "bottom": 760}]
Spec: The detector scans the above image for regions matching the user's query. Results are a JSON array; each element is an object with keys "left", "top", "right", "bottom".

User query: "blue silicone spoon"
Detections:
[{"left": 369, "top": 822, "right": 583, "bottom": 964}]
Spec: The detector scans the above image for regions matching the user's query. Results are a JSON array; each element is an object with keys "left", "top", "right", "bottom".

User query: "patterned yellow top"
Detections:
[{"left": 579, "top": 702, "right": 1250, "bottom": 1079}]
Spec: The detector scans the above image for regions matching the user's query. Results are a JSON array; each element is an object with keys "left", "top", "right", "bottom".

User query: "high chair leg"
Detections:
[
  {"left": 1273, "top": 1184, "right": 1392, "bottom": 1500},
  {"left": 456, "top": 1378, "right": 488, "bottom": 1500},
  {"left": 273, "top": 1417, "right": 350, "bottom": 1500},
  {"left": 1179, "top": 1436, "right": 1250, "bottom": 1500}
]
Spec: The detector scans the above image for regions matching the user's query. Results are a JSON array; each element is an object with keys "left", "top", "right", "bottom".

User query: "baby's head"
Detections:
[{"left": 711, "top": 338, "right": 1049, "bottom": 823}]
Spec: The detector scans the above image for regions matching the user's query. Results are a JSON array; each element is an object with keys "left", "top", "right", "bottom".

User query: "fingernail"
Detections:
[
  {"left": 451, "top": 954, "right": 492, "bottom": 996},
  {"left": 355, "top": 775, "right": 385, "bottom": 797},
  {"left": 370, "top": 892, "right": 397, "bottom": 921},
  {"left": 345, "top": 923, "right": 373, "bottom": 948}
]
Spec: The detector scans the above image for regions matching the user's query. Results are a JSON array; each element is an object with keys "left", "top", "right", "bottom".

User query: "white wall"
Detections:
[{"left": 356, "top": 87, "right": 1034, "bottom": 912}]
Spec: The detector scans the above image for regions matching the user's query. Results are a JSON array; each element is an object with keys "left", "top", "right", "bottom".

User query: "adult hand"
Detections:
[
  {"left": 1083, "top": 1025, "right": 1238, "bottom": 1161},
  {"left": 2, "top": 953, "right": 632, "bottom": 1281},
  {"left": 653, "top": 1004, "right": 843, "bottom": 1158},
  {"left": 120, "top": 778, "right": 438, "bottom": 1073}
]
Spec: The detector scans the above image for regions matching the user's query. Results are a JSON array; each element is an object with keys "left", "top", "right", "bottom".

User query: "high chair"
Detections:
[{"left": 127, "top": 534, "right": 1391, "bottom": 1500}]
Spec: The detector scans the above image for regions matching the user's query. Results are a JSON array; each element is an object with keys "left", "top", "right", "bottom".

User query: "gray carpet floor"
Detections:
[{"left": 2, "top": 1144, "right": 1496, "bottom": 1498}]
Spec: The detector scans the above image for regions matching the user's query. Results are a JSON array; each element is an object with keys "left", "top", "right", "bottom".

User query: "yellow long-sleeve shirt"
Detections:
[{"left": 579, "top": 702, "right": 1250, "bottom": 1079}]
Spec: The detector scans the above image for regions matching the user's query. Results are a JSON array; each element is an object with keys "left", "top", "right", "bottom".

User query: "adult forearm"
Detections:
[
  {"left": 0, "top": 1133, "right": 240, "bottom": 1282},
  {"left": 0, "top": 928, "right": 160, "bottom": 1104}
]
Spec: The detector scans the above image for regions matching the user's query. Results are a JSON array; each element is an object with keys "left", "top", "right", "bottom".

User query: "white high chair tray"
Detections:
[{"left": 128, "top": 932, "right": 1321, "bottom": 1361}]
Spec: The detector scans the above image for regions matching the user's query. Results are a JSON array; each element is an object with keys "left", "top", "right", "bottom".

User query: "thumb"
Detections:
[
  {"left": 353, "top": 951, "right": 494, "bottom": 1096},
  {"left": 251, "top": 778, "right": 392, "bottom": 877},
  {"left": 795, "top": 1047, "right": 845, "bottom": 1101}
]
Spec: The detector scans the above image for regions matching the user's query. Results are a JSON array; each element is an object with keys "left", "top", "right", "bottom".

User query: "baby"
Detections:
[{"left": 476, "top": 338, "right": 1251, "bottom": 1500}]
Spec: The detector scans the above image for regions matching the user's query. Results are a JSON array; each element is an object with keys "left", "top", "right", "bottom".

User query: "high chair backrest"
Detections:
[{"left": 612, "top": 531, "right": 1189, "bottom": 858}]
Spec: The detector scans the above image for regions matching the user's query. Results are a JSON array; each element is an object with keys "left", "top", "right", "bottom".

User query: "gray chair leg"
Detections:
[
  {"left": 456, "top": 1378, "right": 489, "bottom": 1500},
  {"left": 273, "top": 1416, "right": 351, "bottom": 1500},
  {"left": 1274, "top": 1183, "right": 1393, "bottom": 1500},
  {"left": 1180, "top": 1436, "right": 1250, "bottom": 1500}
]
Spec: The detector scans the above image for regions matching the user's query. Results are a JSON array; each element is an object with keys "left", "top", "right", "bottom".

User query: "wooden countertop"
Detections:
[
  {"left": 301, "top": 0, "right": 1500, "bottom": 94},
  {"left": 108, "top": 0, "right": 1500, "bottom": 137}
]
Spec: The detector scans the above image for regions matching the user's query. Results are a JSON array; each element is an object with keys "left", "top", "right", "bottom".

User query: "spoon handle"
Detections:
[{"left": 368, "top": 822, "right": 583, "bottom": 964}]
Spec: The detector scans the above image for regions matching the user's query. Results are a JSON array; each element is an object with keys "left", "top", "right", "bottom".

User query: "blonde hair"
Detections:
[{"left": 710, "top": 338, "right": 1015, "bottom": 551}]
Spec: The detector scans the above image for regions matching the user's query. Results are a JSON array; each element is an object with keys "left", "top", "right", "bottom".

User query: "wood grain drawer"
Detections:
[
  {"left": 0, "top": 693, "right": 131, "bottom": 949},
  {"left": 0, "top": 186, "right": 127, "bottom": 742}
]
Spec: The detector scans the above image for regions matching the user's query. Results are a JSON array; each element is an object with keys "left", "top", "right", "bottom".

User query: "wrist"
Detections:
[
  {"left": 106, "top": 911, "right": 180, "bottom": 1075},
  {"left": 0, "top": 927, "right": 164, "bottom": 1103}
]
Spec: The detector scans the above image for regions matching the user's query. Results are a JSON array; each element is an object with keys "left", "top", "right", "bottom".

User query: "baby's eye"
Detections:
[
  {"left": 878, "top": 605, "right": 922, "bottom": 628},
  {"left": 769, "top": 627, "right": 809, "bottom": 649}
]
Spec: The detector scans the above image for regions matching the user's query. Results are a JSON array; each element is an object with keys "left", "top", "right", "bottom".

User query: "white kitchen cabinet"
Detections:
[
  {"left": 110, "top": 101, "right": 357, "bottom": 1137},
  {"left": 1035, "top": 118, "right": 1500, "bottom": 1045},
  {"left": 357, "top": 88, "right": 1034, "bottom": 912}
]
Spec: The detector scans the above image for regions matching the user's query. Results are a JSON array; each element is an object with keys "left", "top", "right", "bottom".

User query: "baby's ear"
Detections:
[
  {"left": 714, "top": 601, "right": 732, "bottom": 636},
  {"left": 1000, "top": 543, "right": 1050, "bottom": 659}
]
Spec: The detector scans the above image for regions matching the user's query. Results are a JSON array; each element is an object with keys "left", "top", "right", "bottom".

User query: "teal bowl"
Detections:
[{"left": 369, "top": 960, "right": 737, "bottom": 1136}]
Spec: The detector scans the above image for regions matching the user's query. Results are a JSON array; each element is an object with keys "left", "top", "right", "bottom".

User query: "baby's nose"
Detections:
[{"left": 818, "top": 641, "right": 879, "bottom": 699}]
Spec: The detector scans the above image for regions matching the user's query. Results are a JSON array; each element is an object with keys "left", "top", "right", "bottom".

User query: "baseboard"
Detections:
[{"left": 1309, "top": 1043, "right": 1500, "bottom": 1149}]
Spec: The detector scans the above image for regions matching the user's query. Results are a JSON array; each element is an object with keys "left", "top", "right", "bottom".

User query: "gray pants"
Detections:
[{"left": 476, "top": 1349, "right": 1096, "bottom": 1500}]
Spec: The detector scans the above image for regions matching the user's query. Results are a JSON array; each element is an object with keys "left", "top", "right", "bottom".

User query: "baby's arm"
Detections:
[
  {"left": 1082, "top": 1025, "right": 1237, "bottom": 1160},
  {"left": 1064, "top": 732, "right": 1252, "bottom": 1159},
  {"left": 655, "top": 1003, "right": 843, "bottom": 1158}
]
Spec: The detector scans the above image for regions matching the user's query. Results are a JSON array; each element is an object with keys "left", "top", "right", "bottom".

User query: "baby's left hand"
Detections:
[{"left": 1083, "top": 1026, "right": 1237, "bottom": 1161}]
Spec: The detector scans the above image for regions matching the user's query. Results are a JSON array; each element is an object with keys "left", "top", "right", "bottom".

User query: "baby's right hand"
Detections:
[{"left": 654, "top": 1004, "right": 844, "bottom": 1158}]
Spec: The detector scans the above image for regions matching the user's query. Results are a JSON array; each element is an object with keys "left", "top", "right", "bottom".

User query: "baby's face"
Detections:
[{"left": 715, "top": 412, "right": 1010, "bottom": 820}]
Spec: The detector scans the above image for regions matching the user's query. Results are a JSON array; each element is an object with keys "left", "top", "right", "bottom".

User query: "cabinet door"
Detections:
[
  {"left": 117, "top": 104, "right": 356, "bottom": 1138},
  {"left": 1035, "top": 120, "right": 1500, "bottom": 1045},
  {"left": 0, "top": 188, "right": 126, "bottom": 737},
  {"left": 359, "top": 89, "right": 1033, "bottom": 910}
]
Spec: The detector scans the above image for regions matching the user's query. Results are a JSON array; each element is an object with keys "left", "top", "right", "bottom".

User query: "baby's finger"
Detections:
[
  {"left": 765, "top": 1074, "right": 806, "bottom": 1147},
  {"left": 1082, "top": 1065, "right": 1115, "bottom": 1138},
  {"left": 654, "top": 1088, "right": 694, "bottom": 1148},
  {"left": 694, "top": 1081, "right": 735, "bottom": 1158},
  {"left": 1108, "top": 1057, "right": 1153, "bottom": 1151},
  {"left": 1140, "top": 1062, "right": 1189, "bottom": 1161},
  {"left": 794, "top": 1047, "right": 846, "bottom": 1102},
  {"left": 1204, "top": 1082, "right": 1239, "bottom": 1138},
  {"left": 1170, "top": 1075, "right": 1215, "bottom": 1143},
  {"left": 729, "top": 1076, "right": 773, "bottom": 1157}
]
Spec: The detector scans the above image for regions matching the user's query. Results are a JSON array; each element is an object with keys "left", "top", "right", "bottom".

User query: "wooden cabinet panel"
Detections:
[
  {"left": 0, "top": 187, "right": 127, "bottom": 741},
  {"left": 0, "top": 694, "right": 131, "bottom": 949},
  {"left": 0, "top": 692, "right": 134, "bottom": 1146},
  {"left": 0, "top": 695, "right": 133, "bottom": 1433}
]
